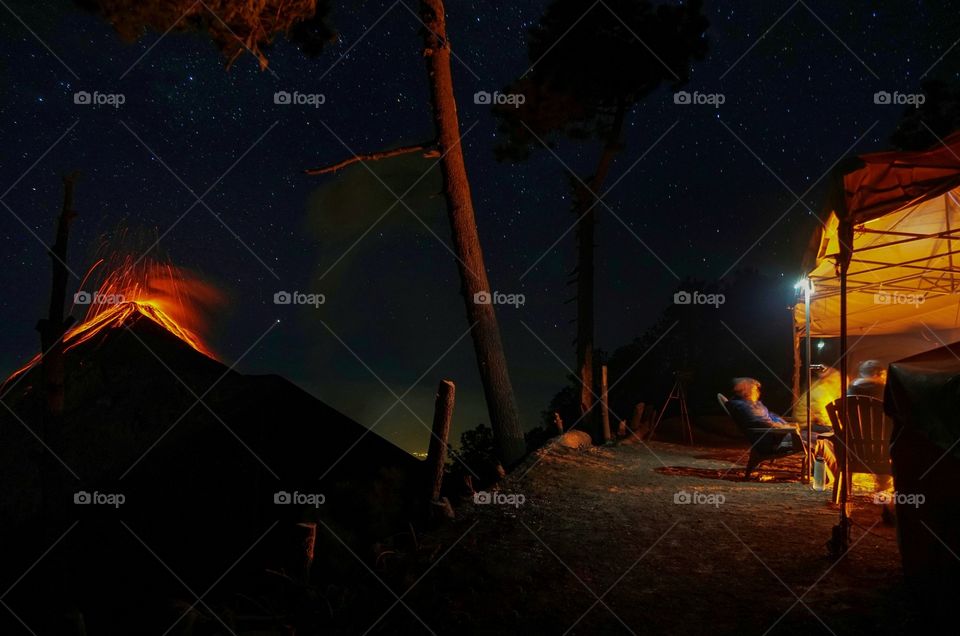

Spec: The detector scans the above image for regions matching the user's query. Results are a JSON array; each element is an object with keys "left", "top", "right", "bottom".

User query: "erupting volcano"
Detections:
[
  {"left": 6, "top": 255, "right": 223, "bottom": 386},
  {"left": 0, "top": 246, "right": 421, "bottom": 635},
  {"left": 69, "top": 256, "right": 222, "bottom": 357}
]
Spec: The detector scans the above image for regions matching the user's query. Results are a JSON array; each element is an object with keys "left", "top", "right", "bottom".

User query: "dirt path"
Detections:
[{"left": 385, "top": 440, "right": 919, "bottom": 635}]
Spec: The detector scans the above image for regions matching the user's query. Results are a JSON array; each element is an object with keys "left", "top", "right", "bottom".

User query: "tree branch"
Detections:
[{"left": 304, "top": 142, "right": 440, "bottom": 175}]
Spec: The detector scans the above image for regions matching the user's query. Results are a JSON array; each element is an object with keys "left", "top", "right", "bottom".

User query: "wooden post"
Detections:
[
  {"left": 600, "top": 365, "right": 611, "bottom": 442},
  {"left": 629, "top": 402, "right": 645, "bottom": 433},
  {"left": 426, "top": 380, "right": 456, "bottom": 502},
  {"left": 792, "top": 321, "right": 802, "bottom": 406}
]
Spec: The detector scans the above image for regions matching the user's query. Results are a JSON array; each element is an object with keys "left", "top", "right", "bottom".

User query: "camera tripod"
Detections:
[{"left": 648, "top": 373, "right": 694, "bottom": 444}]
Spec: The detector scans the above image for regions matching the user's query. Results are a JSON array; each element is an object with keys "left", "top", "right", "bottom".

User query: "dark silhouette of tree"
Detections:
[
  {"left": 541, "top": 269, "right": 796, "bottom": 437},
  {"left": 609, "top": 270, "right": 794, "bottom": 420},
  {"left": 75, "top": 0, "right": 335, "bottom": 68},
  {"left": 540, "top": 383, "right": 579, "bottom": 432},
  {"left": 446, "top": 423, "right": 501, "bottom": 490},
  {"left": 80, "top": 0, "right": 528, "bottom": 465},
  {"left": 494, "top": 0, "right": 708, "bottom": 439}
]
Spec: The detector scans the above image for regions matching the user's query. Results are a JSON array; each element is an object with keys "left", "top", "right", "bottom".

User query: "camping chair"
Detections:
[
  {"left": 825, "top": 396, "right": 893, "bottom": 504},
  {"left": 718, "top": 393, "right": 805, "bottom": 480}
]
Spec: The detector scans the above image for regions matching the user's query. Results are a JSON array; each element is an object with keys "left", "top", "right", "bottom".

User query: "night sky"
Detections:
[{"left": 2, "top": 0, "right": 958, "bottom": 454}]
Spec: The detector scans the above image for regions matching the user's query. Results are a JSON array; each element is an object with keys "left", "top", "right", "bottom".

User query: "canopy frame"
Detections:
[{"left": 794, "top": 133, "right": 960, "bottom": 554}]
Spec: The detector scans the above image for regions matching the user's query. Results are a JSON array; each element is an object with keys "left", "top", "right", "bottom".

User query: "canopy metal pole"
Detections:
[
  {"left": 792, "top": 323, "right": 802, "bottom": 408},
  {"left": 836, "top": 218, "right": 853, "bottom": 553},
  {"left": 804, "top": 283, "right": 813, "bottom": 483}
]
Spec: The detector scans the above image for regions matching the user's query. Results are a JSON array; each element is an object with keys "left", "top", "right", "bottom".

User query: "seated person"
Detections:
[
  {"left": 728, "top": 377, "right": 838, "bottom": 483},
  {"left": 793, "top": 365, "right": 840, "bottom": 434},
  {"left": 848, "top": 359, "right": 886, "bottom": 400},
  {"left": 726, "top": 377, "right": 799, "bottom": 449},
  {"left": 848, "top": 359, "right": 893, "bottom": 513}
]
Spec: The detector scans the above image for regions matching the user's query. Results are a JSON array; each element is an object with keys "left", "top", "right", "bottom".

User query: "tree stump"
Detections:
[
  {"left": 426, "top": 380, "right": 456, "bottom": 503},
  {"left": 278, "top": 522, "right": 316, "bottom": 584}
]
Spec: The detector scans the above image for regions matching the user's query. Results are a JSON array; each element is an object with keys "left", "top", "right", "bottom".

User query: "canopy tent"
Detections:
[
  {"left": 796, "top": 132, "right": 960, "bottom": 370},
  {"left": 793, "top": 132, "right": 960, "bottom": 553}
]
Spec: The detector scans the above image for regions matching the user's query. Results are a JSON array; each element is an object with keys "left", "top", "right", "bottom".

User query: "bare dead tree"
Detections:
[
  {"left": 306, "top": 1, "right": 527, "bottom": 466},
  {"left": 36, "top": 171, "right": 79, "bottom": 527}
]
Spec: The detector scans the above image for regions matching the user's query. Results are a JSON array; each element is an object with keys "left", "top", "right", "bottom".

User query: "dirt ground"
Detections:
[{"left": 371, "top": 438, "right": 922, "bottom": 636}]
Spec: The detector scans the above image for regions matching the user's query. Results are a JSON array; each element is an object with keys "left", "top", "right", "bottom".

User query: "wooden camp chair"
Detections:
[
  {"left": 825, "top": 396, "right": 893, "bottom": 504},
  {"left": 718, "top": 394, "right": 805, "bottom": 480}
]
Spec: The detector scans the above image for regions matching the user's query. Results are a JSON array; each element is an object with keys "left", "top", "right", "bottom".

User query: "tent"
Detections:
[
  {"left": 794, "top": 132, "right": 960, "bottom": 551},
  {"left": 796, "top": 131, "right": 960, "bottom": 366}
]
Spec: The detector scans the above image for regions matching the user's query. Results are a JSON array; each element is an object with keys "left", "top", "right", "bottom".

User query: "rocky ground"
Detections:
[
  {"left": 367, "top": 438, "right": 919, "bottom": 636},
  {"left": 42, "top": 435, "right": 913, "bottom": 635}
]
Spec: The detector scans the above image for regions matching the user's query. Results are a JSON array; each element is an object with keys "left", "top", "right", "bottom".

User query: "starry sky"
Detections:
[{"left": 1, "top": 0, "right": 958, "bottom": 454}]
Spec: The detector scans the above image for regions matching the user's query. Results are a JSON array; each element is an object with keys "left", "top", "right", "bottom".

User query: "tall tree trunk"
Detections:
[
  {"left": 574, "top": 101, "right": 627, "bottom": 431},
  {"left": 419, "top": 0, "right": 525, "bottom": 466}
]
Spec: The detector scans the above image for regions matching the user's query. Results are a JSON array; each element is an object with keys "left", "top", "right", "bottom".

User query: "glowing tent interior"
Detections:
[
  {"left": 793, "top": 131, "right": 960, "bottom": 553},
  {"left": 795, "top": 131, "right": 960, "bottom": 375}
]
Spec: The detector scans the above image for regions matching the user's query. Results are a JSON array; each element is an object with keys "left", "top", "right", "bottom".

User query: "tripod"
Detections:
[{"left": 649, "top": 374, "right": 694, "bottom": 444}]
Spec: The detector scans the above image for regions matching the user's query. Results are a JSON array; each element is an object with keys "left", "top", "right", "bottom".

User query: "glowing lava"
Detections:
[{"left": 5, "top": 256, "right": 223, "bottom": 386}]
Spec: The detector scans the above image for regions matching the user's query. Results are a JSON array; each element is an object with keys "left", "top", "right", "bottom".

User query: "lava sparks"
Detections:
[
  {"left": 67, "top": 256, "right": 222, "bottom": 358},
  {"left": 5, "top": 256, "right": 222, "bottom": 385}
]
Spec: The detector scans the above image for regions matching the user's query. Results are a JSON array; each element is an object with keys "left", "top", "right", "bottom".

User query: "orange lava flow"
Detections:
[{"left": 4, "top": 257, "right": 222, "bottom": 386}]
